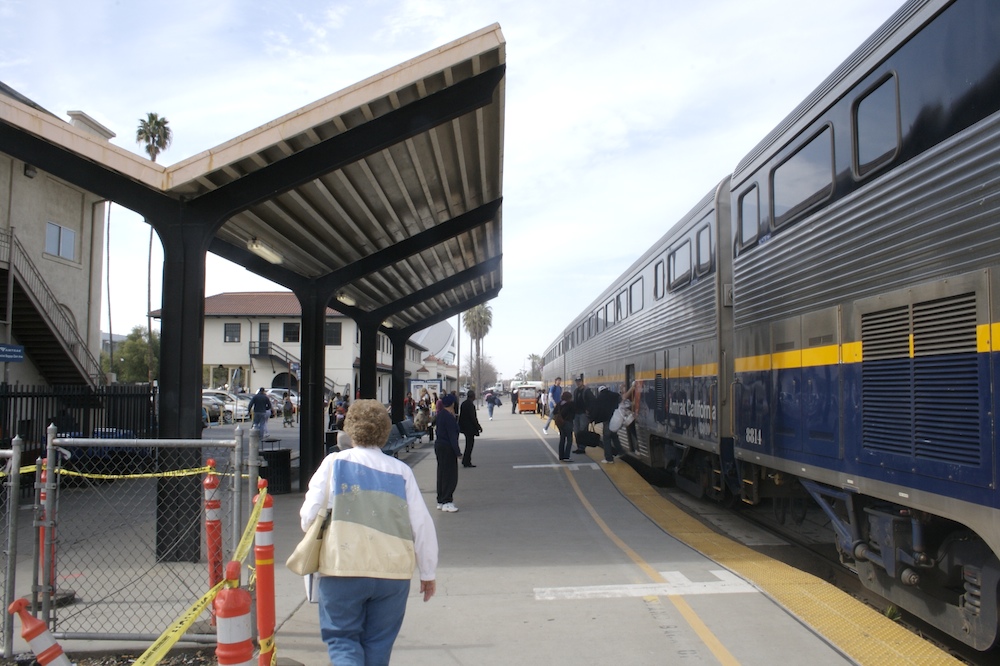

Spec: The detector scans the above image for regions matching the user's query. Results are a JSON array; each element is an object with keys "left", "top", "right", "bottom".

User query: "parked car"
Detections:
[
  {"left": 204, "top": 390, "right": 249, "bottom": 421},
  {"left": 265, "top": 388, "right": 299, "bottom": 415},
  {"left": 202, "top": 395, "right": 227, "bottom": 424},
  {"left": 201, "top": 395, "right": 223, "bottom": 423},
  {"left": 266, "top": 388, "right": 299, "bottom": 408}
]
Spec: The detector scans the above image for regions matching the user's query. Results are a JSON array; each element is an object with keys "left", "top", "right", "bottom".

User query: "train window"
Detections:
[
  {"left": 653, "top": 260, "right": 665, "bottom": 300},
  {"left": 854, "top": 74, "right": 899, "bottom": 178},
  {"left": 772, "top": 124, "right": 834, "bottom": 228},
  {"left": 738, "top": 186, "right": 759, "bottom": 249},
  {"left": 605, "top": 300, "right": 615, "bottom": 327},
  {"left": 696, "top": 224, "right": 712, "bottom": 275},
  {"left": 617, "top": 291, "right": 628, "bottom": 322},
  {"left": 669, "top": 240, "right": 692, "bottom": 290},
  {"left": 630, "top": 278, "right": 643, "bottom": 314}
]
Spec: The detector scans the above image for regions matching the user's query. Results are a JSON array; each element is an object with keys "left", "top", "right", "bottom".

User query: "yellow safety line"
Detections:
[
  {"left": 581, "top": 450, "right": 961, "bottom": 665},
  {"left": 562, "top": 463, "right": 740, "bottom": 666}
]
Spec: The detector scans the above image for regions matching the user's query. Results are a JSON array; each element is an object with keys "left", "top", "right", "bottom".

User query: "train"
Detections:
[{"left": 541, "top": 0, "right": 1000, "bottom": 650}]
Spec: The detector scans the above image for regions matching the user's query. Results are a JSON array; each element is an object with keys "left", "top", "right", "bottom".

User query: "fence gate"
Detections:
[{"left": 31, "top": 430, "right": 260, "bottom": 642}]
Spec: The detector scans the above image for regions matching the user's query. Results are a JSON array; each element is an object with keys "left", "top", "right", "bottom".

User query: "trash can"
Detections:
[
  {"left": 259, "top": 449, "right": 291, "bottom": 495},
  {"left": 325, "top": 431, "right": 339, "bottom": 455}
]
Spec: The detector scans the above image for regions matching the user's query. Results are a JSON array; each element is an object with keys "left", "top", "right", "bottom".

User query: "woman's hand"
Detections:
[{"left": 420, "top": 579, "right": 436, "bottom": 601}]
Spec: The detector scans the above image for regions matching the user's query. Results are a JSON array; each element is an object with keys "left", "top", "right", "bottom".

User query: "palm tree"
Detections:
[
  {"left": 135, "top": 113, "right": 172, "bottom": 162},
  {"left": 135, "top": 113, "right": 173, "bottom": 383},
  {"left": 527, "top": 353, "right": 542, "bottom": 380},
  {"left": 463, "top": 304, "right": 493, "bottom": 397}
]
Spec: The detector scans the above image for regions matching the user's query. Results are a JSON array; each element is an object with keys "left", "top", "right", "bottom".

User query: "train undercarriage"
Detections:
[{"left": 657, "top": 437, "right": 1000, "bottom": 650}]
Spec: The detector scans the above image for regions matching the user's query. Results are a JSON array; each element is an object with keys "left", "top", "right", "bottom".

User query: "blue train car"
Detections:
[{"left": 730, "top": 0, "right": 1000, "bottom": 649}]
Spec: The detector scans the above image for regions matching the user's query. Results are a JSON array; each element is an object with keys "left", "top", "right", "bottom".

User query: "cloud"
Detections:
[{"left": 0, "top": 0, "right": 905, "bottom": 378}]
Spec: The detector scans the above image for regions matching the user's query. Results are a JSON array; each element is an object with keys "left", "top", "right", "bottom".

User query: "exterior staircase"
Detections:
[
  {"left": 0, "top": 230, "right": 103, "bottom": 386},
  {"left": 249, "top": 341, "right": 339, "bottom": 395}
]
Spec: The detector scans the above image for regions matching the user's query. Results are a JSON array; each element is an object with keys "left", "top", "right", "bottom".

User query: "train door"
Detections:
[
  {"left": 625, "top": 364, "right": 637, "bottom": 452},
  {"left": 771, "top": 316, "right": 803, "bottom": 453}
]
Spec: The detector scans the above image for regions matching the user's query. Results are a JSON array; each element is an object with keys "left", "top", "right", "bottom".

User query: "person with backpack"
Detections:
[{"left": 484, "top": 390, "right": 500, "bottom": 420}]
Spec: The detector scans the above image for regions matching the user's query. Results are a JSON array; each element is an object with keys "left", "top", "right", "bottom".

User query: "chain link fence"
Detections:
[{"left": 1, "top": 425, "right": 264, "bottom": 654}]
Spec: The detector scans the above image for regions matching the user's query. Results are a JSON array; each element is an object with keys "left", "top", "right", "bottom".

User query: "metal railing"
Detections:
[
  {"left": 249, "top": 341, "right": 341, "bottom": 395},
  {"left": 0, "top": 229, "right": 104, "bottom": 386}
]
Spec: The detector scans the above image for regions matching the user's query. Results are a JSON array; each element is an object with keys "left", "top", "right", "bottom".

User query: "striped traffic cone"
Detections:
[{"left": 8, "top": 598, "right": 72, "bottom": 666}]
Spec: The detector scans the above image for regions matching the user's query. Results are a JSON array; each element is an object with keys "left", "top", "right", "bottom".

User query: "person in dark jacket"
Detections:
[
  {"left": 572, "top": 375, "right": 595, "bottom": 453},
  {"left": 593, "top": 386, "right": 622, "bottom": 463},
  {"left": 458, "top": 390, "right": 482, "bottom": 468},
  {"left": 434, "top": 394, "right": 461, "bottom": 512},
  {"left": 556, "top": 392, "right": 576, "bottom": 461}
]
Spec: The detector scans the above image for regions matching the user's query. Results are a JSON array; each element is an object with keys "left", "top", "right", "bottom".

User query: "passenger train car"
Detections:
[{"left": 542, "top": 0, "right": 1000, "bottom": 649}]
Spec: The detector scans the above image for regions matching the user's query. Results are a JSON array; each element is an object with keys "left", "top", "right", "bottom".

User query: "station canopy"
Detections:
[{"left": 0, "top": 24, "right": 506, "bottom": 333}]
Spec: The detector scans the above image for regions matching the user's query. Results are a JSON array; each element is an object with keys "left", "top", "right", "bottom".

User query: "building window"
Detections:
[
  {"left": 259, "top": 323, "right": 269, "bottom": 343},
  {"left": 45, "top": 222, "right": 76, "bottom": 261},
  {"left": 854, "top": 74, "right": 899, "bottom": 177},
  {"left": 224, "top": 323, "right": 241, "bottom": 343},
  {"left": 325, "top": 321, "right": 343, "bottom": 346},
  {"left": 283, "top": 322, "right": 300, "bottom": 343},
  {"left": 772, "top": 125, "right": 834, "bottom": 228}
]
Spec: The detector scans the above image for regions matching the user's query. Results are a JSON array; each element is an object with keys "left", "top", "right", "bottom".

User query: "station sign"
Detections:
[{"left": 0, "top": 344, "right": 24, "bottom": 362}]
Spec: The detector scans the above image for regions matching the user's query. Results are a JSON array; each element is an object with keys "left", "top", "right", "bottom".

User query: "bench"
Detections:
[
  {"left": 381, "top": 420, "right": 425, "bottom": 457},
  {"left": 397, "top": 418, "right": 427, "bottom": 443}
]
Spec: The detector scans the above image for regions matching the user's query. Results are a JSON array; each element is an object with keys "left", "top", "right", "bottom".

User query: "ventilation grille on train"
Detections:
[{"left": 861, "top": 293, "right": 981, "bottom": 466}]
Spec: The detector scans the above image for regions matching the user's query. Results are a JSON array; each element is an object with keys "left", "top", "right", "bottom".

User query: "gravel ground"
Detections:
[{"left": 0, "top": 649, "right": 216, "bottom": 665}]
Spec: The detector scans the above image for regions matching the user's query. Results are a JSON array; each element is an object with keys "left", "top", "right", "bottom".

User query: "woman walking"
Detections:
[{"left": 298, "top": 399, "right": 438, "bottom": 665}]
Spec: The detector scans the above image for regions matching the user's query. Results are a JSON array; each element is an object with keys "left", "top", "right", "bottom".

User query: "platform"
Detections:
[{"left": 25, "top": 411, "right": 961, "bottom": 665}]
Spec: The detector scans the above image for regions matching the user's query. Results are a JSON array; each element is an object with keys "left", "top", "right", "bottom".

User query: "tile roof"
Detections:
[{"left": 203, "top": 292, "right": 345, "bottom": 317}]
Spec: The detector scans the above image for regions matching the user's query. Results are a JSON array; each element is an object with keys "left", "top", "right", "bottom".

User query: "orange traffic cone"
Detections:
[
  {"left": 8, "top": 598, "right": 72, "bottom": 666},
  {"left": 214, "top": 561, "right": 253, "bottom": 666}
]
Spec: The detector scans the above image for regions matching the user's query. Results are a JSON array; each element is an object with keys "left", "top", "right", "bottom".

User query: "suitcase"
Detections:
[{"left": 574, "top": 429, "right": 601, "bottom": 448}]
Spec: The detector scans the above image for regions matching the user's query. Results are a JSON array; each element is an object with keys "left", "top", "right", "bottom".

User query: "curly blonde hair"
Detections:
[{"left": 343, "top": 399, "right": 392, "bottom": 448}]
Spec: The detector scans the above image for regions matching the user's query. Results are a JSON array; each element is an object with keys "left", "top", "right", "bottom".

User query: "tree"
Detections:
[
  {"left": 135, "top": 113, "right": 172, "bottom": 384},
  {"left": 135, "top": 113, "right": 173, "bottom": 162},
  {"left": 527, "top": 353, "right": 542, "bottom": 380},
  {"left": 462, "top": 304, "right": 493, "bottom": 396},
  {"left": 461, "top": 353, "right": 497, "bottom": 390},
  {"left": 100, "top": 326, "right": 160, "bottom": 383}
]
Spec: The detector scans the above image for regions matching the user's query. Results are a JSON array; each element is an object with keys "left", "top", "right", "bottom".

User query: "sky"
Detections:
[{"left": 0, "top": 0, "right": 906, "bottom": 381}]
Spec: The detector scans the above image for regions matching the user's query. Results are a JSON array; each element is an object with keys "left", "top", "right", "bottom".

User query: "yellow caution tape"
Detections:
[
  {"left": 109, "top": 484, "right": 270, "bottom": 666},
  {"left": 133, "top": 578, "right": 226, "bottom": 666},
  {"left": 56, "top": 466, "right": 212, "bottom": 481},
  {"left": 233, "top": 486, "right": 268, "bottom": 563}
]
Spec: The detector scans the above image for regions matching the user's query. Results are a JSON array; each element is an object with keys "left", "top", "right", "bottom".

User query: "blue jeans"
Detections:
[
  {"left": 543, "top": 403, "right": 557, "bottom": 429},
  {"left": 318, "top": 576, "right": 410, "bottom": 666},
  {"left": 602, "top": 419, "right": 622, "bottom": 461}
]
